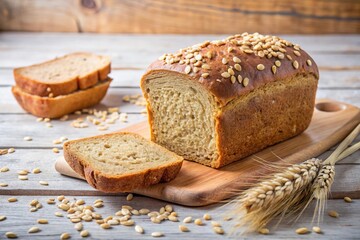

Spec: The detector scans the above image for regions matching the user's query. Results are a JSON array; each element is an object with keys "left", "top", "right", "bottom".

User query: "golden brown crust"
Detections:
[
  {"left": 143, "top": 34, "right": 319, "bottom": 106},
  {"left": 12, "top": 79, "right": 111, "bottom": 118},
  {"left": 63, "top": 132, "right": 183, "bottom": 193},
  {"left": 14, "top": 52, "right": 111, "bottom": 97},
  {"left": 213, "top": 74, "right": 318, "bottom": 168}
]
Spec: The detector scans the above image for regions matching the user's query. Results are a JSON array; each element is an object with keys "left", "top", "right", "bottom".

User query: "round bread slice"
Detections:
[{"left": 63, "top": 132, "right": 183, "bottom": 192}]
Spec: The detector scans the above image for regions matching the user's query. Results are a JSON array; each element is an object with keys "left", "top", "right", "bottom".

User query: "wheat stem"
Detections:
[
  {"left": 324, "top": 123, "right": 360, "bottom": 165},
  {"left": 310, "top": 123, "right": 360, "bottom": 224}
]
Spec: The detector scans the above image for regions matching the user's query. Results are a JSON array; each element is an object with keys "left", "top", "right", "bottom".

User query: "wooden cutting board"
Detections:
[{"left": 55, "top": 99, "right": 360, "bottom": 206}]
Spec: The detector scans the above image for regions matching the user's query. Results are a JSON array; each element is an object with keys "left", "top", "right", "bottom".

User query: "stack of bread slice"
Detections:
[{"left": 12, "top": 52, "right": 112, "bottom": 118}]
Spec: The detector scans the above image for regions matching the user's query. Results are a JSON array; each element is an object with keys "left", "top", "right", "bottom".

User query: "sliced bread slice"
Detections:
[
  {"left": 63, "top": 132, "right": 183, "bottom": 192},
  {"left": 14, "top": 52, "right": 111, "bottom": 97},
  {"left": 12, "top": 79, "right": 111, "bottom": 118}
]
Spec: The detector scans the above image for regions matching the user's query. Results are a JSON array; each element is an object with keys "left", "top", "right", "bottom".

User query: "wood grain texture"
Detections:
[
  {"left": 0, "top": 196, "right": 358, "bottom": 239},
  {"left": 0, "top": 0, "right": 359, "bottom": 34},
  {"left": 0, "top": 36, "right": 359, "bottom": 69},
  {"left": 54, "top": 99, "right": 360, "bottom": 206}
]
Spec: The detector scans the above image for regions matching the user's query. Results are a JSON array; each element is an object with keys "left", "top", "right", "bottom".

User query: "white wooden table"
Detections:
[{"left": 0, "top": 33, "right": 359, "bottom": 239}]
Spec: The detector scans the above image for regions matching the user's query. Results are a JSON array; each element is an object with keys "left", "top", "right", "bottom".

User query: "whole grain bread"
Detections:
[
  {"left": 141, "top": 33, "right": 319, "bottom": 168},
  {"left": 12, "top": 79, "right": 111, "bottom": 118},
  {"left": 63, "top": 132, "right": 183, "bottom": 192},
  {"left": 14, "top": 52, "right": 111, "bottom": 97}
]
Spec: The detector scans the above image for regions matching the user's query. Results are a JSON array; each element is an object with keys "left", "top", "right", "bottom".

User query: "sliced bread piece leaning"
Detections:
[
  {"left": 63, "top": 132, "right": 184, "bottom": 192},
  {"left": 12, "top": 79, "right": 111, "bottom": 118},
  {"left": 14, "top": 52, "right": 111, "bottom": 97}
]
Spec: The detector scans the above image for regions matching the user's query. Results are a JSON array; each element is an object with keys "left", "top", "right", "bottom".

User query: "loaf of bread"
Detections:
[
  {"left": 12, "top": 79, "right": 111, "bottom": 118},
  {"left": 141, "top": 33, "right": 319, "bottom": 168},
  {"left": 63, "top": 132, "right": 183, "bottom": 192},
  {"left": 14, "top": 52, "right": 111, "bottom": 97},
  {"left": 12, "top": 52, "right": 112, "bottom": 118}
]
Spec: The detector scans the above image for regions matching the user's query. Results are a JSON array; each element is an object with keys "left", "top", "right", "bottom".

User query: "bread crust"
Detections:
[
  {"left": 63, "top": 132, "right": 183, "bottom": 193},
  {"left": 12, "top": 79, "right": 111, "bottom": 118},
  {"left": 142, "top": 36, "right": 318, "bottom": 106},
  {"left": 14, "top": 52, "right": 111, "bottom": 97},
  {"left": 213, "top": 73, "right": 318, "bottom": 168}
]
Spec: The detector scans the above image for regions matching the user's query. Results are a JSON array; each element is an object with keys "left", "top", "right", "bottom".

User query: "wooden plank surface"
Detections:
[
  {"left": 0, "top": 33, "right": 359, "bottom": 238},
  {"left": 0, "top": 0, "right": 359, "bottom": 34},
  {"left": 0, "top": 196, "right": 359, "bottom": 239}
]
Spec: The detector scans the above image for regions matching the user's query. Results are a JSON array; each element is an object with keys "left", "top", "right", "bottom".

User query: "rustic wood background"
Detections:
[{"left": 0, "top": 0, "right": 359, "bottom": 34}]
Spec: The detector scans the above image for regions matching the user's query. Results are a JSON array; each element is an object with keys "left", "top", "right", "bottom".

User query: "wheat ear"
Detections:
[
  {"left": 229, "top": 123, "right": 360, "bottom": 234},
  {"left": 229, "top": 158, "right": 321, "bottom": 233},
  {"left": 310, "top": 123, "right": 360, "bottom": 224}
]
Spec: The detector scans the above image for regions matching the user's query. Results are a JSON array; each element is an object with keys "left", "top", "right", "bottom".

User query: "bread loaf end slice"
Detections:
[
  {"left": 63, "top": 132, "right": 183, "bottom": 192},
  {"left": 12, "top": 79, "right": 111, "bottom": 118},
  {"left": 14, "top": 52, "right": 111, "bottom": 97}
]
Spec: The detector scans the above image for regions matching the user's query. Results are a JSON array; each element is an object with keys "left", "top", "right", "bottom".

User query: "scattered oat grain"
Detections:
[
  {"left": 179, "top": 225, "right": 189, "bottom": 232},
  {"left": 52, "top": 148, "right": 60, "bottom": 153},
  {"left": 18, "top": 175, "right": 28, "bottom": 180},
  {"left": 0, "top": 167, "right": 9, "bottom": 172},
  {"left": 183, "top": 216, "right": 192, "bottom": 223},
  {"left": 8, "top": 197, "right": 17, "bottom": 202},
  {"left": 328, "top": 210, "right": 339, "bottom": 218},
  {"left": 344, "top": 196, "right": 352, "bottom": 203},
  {"left": 80, "top": 230, "right": 89, "bottom": 237},
  {"left": 60, "top": 232, "right": 70, "bottom": 239},
  {"left": 0, "top": 215, "right": 6, "bottom": 221},
  {"left": 5, "top": 232, "right": 17, "bottom": 238},
  {"left": 203, "top": 213, "right": 211, "bottom": 220},
  {"left": 39, "top": 181, "right": 48, "bottom": 186},
  {"left": 194, "top": 218, "right": 203, "bottom": 225},
  {"left": 32, "top": 168, "right": 41, "bottom": 174},
  {"left": 28, "top": 226, "right": 40, "bottom": 233},
  {"left": 37, "top": 219, "right": 48, "bottom": 224},
  {"left": 126, "top": 193, "right": 133, "bottom": 201},
  {"left": 312, "top": 226, "right": 321, "bottom": 233},
  {"left": 100, "top": 223, "right": 111, "bottom": 229},
  {"left": 295, "top": 227, "right": 309, "bottom": 234},
  {"left": 151, "top": 232, "right": 164, "bottom": 237},
  {"left": 55, "top": 212, "right": 63, "bottom": 217},
  {"left": 24, "top": 136, "right": 32, "bottom": 141}
]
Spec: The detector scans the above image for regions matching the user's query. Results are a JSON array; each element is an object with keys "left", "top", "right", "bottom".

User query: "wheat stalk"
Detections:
[
  {"left": 309, "top": 124, "right": 360, "bottom": 224},
  {"left": 229, "top": 123, "right": 360, "bottom": 234}
]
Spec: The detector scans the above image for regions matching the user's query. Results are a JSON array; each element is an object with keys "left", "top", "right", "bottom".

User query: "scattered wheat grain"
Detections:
[
  {"left": 151, "top": 232, "right": 164, "bottom": 237},
  {"left": 328, "top": 210, "right": 339, "bottom": 218},
  {"left": 8, "top": 197, "right": 17, "bottom": 202},
  {"left": 312, "top": 226, "right": 321, "bottom": 233},
  {"left": 28, "top": 226, "right": 40, "bottom": 233},
  {"left": 295, "top": 227, "right": 309, "bottom": 234}
]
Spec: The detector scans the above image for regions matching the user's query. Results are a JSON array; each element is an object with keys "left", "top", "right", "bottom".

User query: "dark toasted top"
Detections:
[{"left": 146, "top": 33, "right": 319, "bottom": 106}]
